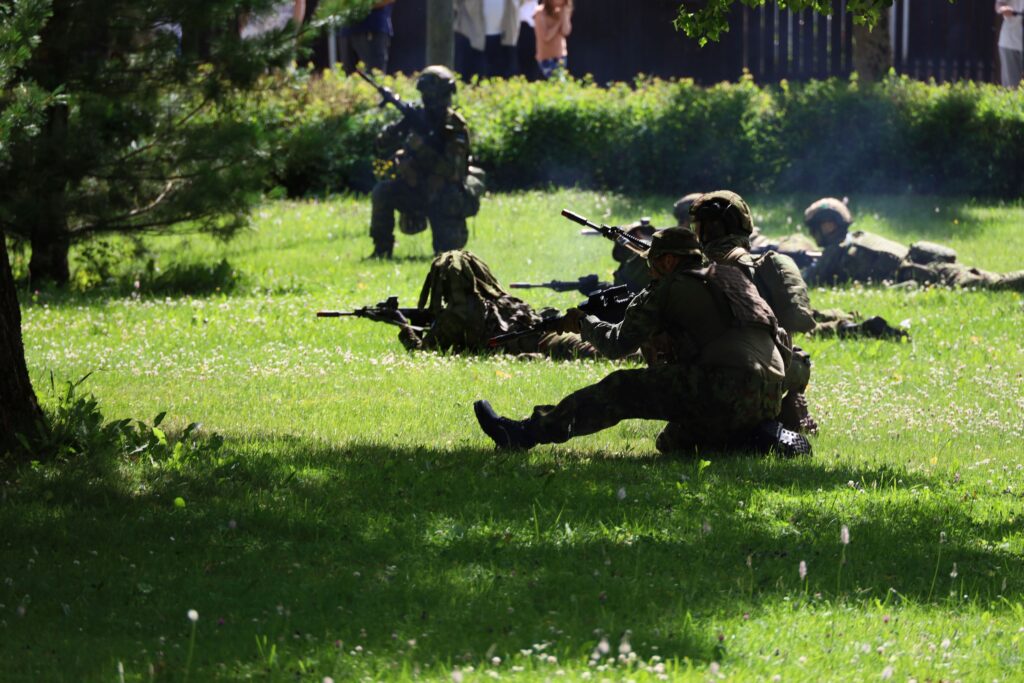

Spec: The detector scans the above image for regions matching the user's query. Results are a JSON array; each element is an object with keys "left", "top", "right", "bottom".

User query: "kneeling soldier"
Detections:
[{"left": 474, "top": 228, "right": 811, "bottom": 457}]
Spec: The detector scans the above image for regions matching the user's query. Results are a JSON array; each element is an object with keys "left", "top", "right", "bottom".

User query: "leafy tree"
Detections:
[
  {"left": 674, "top": 0, "right": 895, "bottom": 44},
  {"left": 0, "top": 0, "right": 305, "bottom": 285}
]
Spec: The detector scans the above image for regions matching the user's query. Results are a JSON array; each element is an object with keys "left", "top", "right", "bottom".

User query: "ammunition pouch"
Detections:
[{"left": 399, "top": 212, "right": 428, "bottom": 235}]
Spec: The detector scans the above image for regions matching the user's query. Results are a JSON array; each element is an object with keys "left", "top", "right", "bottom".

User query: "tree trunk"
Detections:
[
  {"left": 852, "top": 9, "right": 893, "bottom": 83},
  {"left": 0, "top": 236, "right": 44, "bottom": 457},
  {"left": 28, "top": 231, "right": 71, "bottom": 286},
  {"left": 426, "top": 0, "right": 454, "bottom": 68}
]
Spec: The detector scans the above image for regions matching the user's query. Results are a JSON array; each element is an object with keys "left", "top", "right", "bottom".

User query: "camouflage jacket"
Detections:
[{"left": 378, "top": 107, "right": 470, "bottom": 197}]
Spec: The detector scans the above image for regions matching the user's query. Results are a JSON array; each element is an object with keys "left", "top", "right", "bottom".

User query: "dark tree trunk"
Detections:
[
  {"left": 0, "top": 236, "right": 44, "bottom": 457},
  {"left": 28, "top": 231, "right": 71, "bottom": 286},
  {"left": 852, "top": 9, "right": 893, "bottom": 83}
]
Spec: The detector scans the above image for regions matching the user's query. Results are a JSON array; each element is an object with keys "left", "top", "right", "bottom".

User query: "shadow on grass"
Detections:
[{"left": 2, "top": 436, "right": 1020, "bottom": 677}]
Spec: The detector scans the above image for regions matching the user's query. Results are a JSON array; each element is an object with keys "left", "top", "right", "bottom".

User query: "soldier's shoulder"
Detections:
[{"left": 449, "top": 109, "right": 469, "bottom": 128}]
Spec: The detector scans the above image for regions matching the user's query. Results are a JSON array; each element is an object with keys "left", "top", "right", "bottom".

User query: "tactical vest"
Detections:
[
  {"left": 838, "top": 231, "right": 908, "bottom": 283},
  {"left": 704, "top": 263, "right": 794, "bottom": 370}
]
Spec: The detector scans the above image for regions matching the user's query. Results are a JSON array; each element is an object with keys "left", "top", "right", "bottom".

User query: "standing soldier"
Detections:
[
  {"left": 802, "top": 197, "right": 1024, "bottom": 291},
  {"left": 473, "top": 228, "right": 811, "bottom": 457},
  {"left": 368, "top": 66, "right": 484, "bottom": 258}
]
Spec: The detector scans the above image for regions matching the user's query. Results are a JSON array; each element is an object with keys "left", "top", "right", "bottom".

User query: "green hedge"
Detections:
[{"left": 256, "top": 70, "right": 1024, "bottom": 198}]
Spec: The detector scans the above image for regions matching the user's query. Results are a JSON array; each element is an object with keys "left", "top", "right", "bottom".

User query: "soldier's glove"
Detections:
[{"left": 555, "top": 308, "right": 585, "bottom": 335}]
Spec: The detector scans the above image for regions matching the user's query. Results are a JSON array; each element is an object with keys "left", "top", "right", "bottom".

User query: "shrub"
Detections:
[{"left": 258, "top": 69, "right": 1024, "bottom": 198}]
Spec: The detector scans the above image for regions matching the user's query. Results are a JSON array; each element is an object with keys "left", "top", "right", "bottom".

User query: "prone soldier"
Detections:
[{"left": 803, "top": 197, "right": 1024, "bottom": 291}]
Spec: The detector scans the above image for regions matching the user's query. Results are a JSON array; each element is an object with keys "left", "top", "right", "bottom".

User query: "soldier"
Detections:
[
  {"left": 395, "top": 250, "right": 599, "bottom": 361},
  {"left": 473, "top": 228, "right": 811, "bottom": 456},
  {"left": 803, "top": 197, "right": 1024, "bottom": 291},
  {"left": 368, "top": 66, "right": 484, "bottom": 258}
]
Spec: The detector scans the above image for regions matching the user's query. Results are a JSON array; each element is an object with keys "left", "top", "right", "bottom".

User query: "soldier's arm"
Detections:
[
  {"left": 579, "top": 288, "right": 660, "bottom": 359},
  {"left": 802, "top": 245, "right": 842, "bottom": 286}
]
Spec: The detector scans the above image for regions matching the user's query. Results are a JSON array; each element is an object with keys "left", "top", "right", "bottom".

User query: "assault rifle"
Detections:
[
  {"left": 355, "top": 69, "right": 438, "bottom": 147},
  {"left": 561, "top": 209, "right": 652, "bottom": 257},
  {"left": 488, "top": 285, "right": 634, "bottom": 348},
  {"left": 317, "top": 296, "right": 432, "bottom": 330},
  {"left": 508, "top": 274, "right": 608, "bottom": 295},
  {"left": 750, "top": 244, "right": 822, "bottom": 270}
]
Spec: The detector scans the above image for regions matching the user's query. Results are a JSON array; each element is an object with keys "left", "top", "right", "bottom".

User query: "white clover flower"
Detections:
[
  {"left": 950, "top": 563, "right": 958, "bottom": 579},
  {"left": 799, "top": 560, "right": 808, "bottom": 580},
  {"left": 881, "top": 666, "right": 894, "bottom": 679},
  {"left": 187, "top": 609, "right": 199, "bottom": 623},
  {"left": 840, "top": 525, "right": 850, "bottom": 545},
  {"left": 616, "top": 487, "right": 627, "bottom": 501}
]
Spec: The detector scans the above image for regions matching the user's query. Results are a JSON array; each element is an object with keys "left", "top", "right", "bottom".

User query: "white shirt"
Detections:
[
  {"left": 997, "top": 0, "right": 1024, "bottom": 51},
  {"left": 519, "top": 0, "right": 537, "bottom": 27},
  {"left": 483, "top": 0, "right": 506, "bottom": 36}
]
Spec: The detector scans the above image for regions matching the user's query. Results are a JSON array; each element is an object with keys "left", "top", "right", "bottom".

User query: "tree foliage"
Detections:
[
  {"left": 0, "top": 0, "right": 303, "bottom": 283},
  {"left": 675, "top": 0, "right": 894, "bottom": 45}
]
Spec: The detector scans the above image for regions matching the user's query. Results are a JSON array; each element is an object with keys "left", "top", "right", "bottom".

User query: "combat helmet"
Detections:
[
  {"left": 803, "top": 197, "right": 852, "bottom": 246},
  {"left": 417, "top": 65, "right": 457, "bottom": 98},
  {"left": 672, "top": 192, "right": 704, "bottom": 226},
  {"left": 689, "top": 190, "right": 754, "bottom": 245},
  {"left": 646, "top": 227, "right": 703, "bottom": 262}
]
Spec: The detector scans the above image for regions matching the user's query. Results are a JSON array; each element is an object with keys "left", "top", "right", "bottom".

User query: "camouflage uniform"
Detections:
[
  {"left": 802, "top": 198, "right": 1024, "bottom": 291},
  {"left": 690, "top": 191, "right": 816, "bottom": 433},
  {"left": 398, "top": 251, "right": 598, "bottom": 360},
  {"left": 369, "top": 67, "right": 483, "bottom": 257},
  {"left": 481, "top": 229, "right": 788, "bottom": 453}
]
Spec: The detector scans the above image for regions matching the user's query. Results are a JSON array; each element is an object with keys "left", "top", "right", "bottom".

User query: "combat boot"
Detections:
[
  {"left": 749, "top": 420, "right": 812, "bottom": 457},
  {"left": 778, "top": 389, "right": 818, "bottom": 435},
  {"left": 367, "top": 245, "right": 393, "bottom": 260},
  {"left": 473, "top": 400, "right": 537, "bottom": 450},
  {"left": 838, "top": 316, "right": 908, "bottom": 341}
]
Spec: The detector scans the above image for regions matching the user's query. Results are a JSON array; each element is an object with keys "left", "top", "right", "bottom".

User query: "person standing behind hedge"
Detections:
[
  {"left": 338, "top": 0, "right": 395, "bottom": 74},
  {"left": 533, "top": 0, "right": 572, "bottom": 79},
  {"left": 997, "top": 1, "right": 1024, "bottom": 87}
]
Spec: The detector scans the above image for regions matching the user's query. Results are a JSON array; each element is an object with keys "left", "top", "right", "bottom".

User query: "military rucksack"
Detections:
[
  {"left": 907, "top": 240, "right": 957, "bottom": 265},
  {"left": 839, "top": 231, "right": 909, "bottom": 283},
  {"left": 414, "top": 250, "right": 541, "bottom": 351},
  {"left": 750, "top": 252, "right": 816, "bottom": 335}
]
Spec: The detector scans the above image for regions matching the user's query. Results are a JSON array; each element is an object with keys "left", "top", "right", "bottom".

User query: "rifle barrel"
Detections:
[{"left": 316, "top": 311, "right": 357, "bottom": 317}]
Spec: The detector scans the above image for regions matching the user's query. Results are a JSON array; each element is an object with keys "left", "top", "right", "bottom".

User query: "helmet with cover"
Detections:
[
  {"left": 417, "top": 65, "right": 457, "bottom": 100},
  {"left": 803, "top": 197, "right": 852, "bottom": 247},
  {"left": 646, "top": 227, "right": 703, "bottom": 266},
  {"left": 672, "top": 193, "right": 703, "bottom": 227},
  {"left": 689, "top": 190, "right": 754, "bottom": 246}
]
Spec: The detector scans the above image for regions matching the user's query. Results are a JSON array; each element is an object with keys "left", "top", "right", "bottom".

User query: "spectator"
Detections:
[
  {"left": 454, "top": 0, "right": 522, "bottom": 80},
  {"left": 516, "top": 1, "right": 542, "bottom": 81},
  {"left": 337, "top": 0, "right": 395, "bottom": 73},
  {"left": 997, "top": 2, "right": 1024, "bottom": 87},
  {"left": 533, "top": 0, "right": 572, "bottom": 80}
]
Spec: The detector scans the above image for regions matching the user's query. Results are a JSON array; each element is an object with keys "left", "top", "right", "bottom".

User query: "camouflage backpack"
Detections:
[
  {"left": 414, "top": 250, "right": 542, "bottom": 351},
  {"left": 839, "top": 231, "right": 909, "bottom": 283}
]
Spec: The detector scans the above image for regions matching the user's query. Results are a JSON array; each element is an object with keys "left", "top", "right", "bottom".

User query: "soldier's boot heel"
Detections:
[
  {"left": 778, "top": 390, "right": 818, "bottom": 435},
  {"left": 473, "top": 400, "right": 537, "bottom": 451},
  {"left": 750, "top": 420, "right": 813, "bottom": 458}
]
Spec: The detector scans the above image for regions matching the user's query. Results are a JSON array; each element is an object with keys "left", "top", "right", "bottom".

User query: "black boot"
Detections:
[
  {"left": 749, "top": 420, "right": 813, "bottom": 457},
  {"left": 778, "top": 389, "right": 819, "bottom": 435},
  {"left": 473, "top": 400, "right": 537, "bottom": 450},
  {"left": 838, "top": 316, "right": 908, "bottom": 341},
  {"left": 367, "top": 245, "right": 393, "bottom": 260}
]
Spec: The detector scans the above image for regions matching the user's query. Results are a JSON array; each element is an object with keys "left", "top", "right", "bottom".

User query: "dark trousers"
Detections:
[
  {"left": 455, "top": 33, "right": 517, "bottom": 80},
  {"left": 515, "top": 22, "right": 543, "bottom": 81},
  {"left": 339, "top": 31, "right": 391, "bottom": 73}
]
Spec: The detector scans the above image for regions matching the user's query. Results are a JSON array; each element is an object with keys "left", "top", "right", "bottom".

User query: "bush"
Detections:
[{"left": 258, "top": 69, "right": 1024, "bottom": 198}]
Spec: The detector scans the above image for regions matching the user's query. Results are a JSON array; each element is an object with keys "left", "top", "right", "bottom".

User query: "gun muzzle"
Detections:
[{"left": 561, "top": 209, "right": 589, "bottom": 226}]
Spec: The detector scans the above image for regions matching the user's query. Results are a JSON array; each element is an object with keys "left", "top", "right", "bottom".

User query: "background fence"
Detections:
[{"left": 308, "top": 1, "right": 1005, "bottom": 85}]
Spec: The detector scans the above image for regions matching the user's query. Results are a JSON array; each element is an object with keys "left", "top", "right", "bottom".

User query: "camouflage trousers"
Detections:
[
  {"left": 808, "top": 308, "right": 858, "bottom": 338},
  {"left": 370, "top": 179, "right": 468, "bottom": 254},
  {"left": 898, "top": 263, "right": 1024, "bottom": 292},
  {"left": 525, "top": 365, "right": 783, "bottom": 453}
]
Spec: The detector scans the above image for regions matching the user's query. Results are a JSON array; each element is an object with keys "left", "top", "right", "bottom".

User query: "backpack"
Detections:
[
  {"left": 751, "top": 252, "right": 816, "bottom": 335},
  {"left": 414, "top": 251, "right": 541, "bottom": 351},
  {"left": 840, "top": 231, "right": 909, "bottom": 283}
]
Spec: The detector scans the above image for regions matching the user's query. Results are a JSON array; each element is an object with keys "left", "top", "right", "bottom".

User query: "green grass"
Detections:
[{"left": 4, "top": 189, "right": 1024, "bottom": 681}]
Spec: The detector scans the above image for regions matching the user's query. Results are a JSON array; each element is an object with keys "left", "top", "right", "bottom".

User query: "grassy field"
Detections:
[{"left": 4, "top": 189, "right": 1024, "bottom": 681}]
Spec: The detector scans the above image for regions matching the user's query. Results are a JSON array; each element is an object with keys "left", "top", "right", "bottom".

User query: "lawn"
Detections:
[{"left": 4, "top": 189, "right": 1024, "bottom": 681}]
